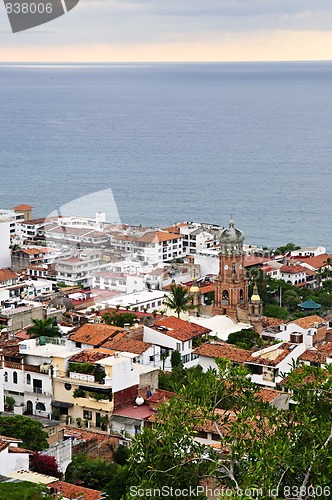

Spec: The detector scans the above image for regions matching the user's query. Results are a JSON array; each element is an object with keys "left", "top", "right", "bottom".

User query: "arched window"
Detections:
[
  {"left": 222, "top": 290, "right": 229, "bottom": 304},
  {"left": 36, "top": 402, "right": 46, "bottom": 412},
  {"left": 232, "top": 262, "right": 236, "bottom": 274},
  {"left": 4, "top": 372, "right": 8, "bottom": 383},
  {"left": 13, "top": 371, "right": 18, "bottom": 384},
  {"left": 27, "top": 374, "right": 31, "bottom": 385}
]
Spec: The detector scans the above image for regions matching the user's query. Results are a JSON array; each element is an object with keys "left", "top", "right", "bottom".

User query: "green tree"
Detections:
[
  {"left": 0, "top": 482, "right": 54, "bottom": 500},
  {"left": 282, "top": 289, "right": 300, "bottom": 311},
  {"left": 0, "top": 415, "right": 49, "bottom": 451},
  {"left": 27, "top": 318, "right": 61, "bottom": 339},
  {"left": 163, "top": 284, "right": 195, "bottom": 318},
  {"left": 227, "top": 329, "right": 260, "bottom": 349},
  {"left": 65, "top": 454, "right": 129, "bottom": 500},
  {"left": 129, "top": 361, "right": 332, "bottom": 500},
  {"left": 263, "top": 303, "right": 289, "bottom": 320},
  {"left": 273, "top": 242, "right": 301, "bottom": 255},
  {"left": 170, "top": 349, "right": 182, "bottom": 368},
  {"left": 102, "top": 311, "right": 137, "bottom": 327}
]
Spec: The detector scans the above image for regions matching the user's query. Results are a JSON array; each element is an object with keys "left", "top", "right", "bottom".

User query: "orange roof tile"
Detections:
[
  {"left": 48, "top": 481, "right": 104, "bottom": 500},
  {"left": 147, "top": 389, "right": 176, "bottom": 404},
  {"left": 139, "top": 231, "right": 183, "bottom": 243},
  {"left": 0, "top": 268, "right": 17, "bottom": 282},
  {"left": 261, "top": 316, "right": 285, "bottom": 328},
  {"left": 69, "top": 349, "right": 112, "bottom": 363},
  {"left": 102, "top": 337, "right": 152, "bottom": 355},
  {"left": 248, "top": 343, "right": 292, "bottom": 367},
  {"left": 290, "top": 315, "right": 324, "bottom": 329},
  {"left": 280, "top": 264, "right": 306, "bottom": 274},
  {"left": 13, "top": 204, "right": 33, "bottom": 210},
  {"left": 193, "top": 342, "right": 251, "bottom": 364},
  {"left": 69, "top": 324, "right": 124, "bottom": 347},
  {"left": 151, "top": 316, "right": 211, "bottom": 341},
  {"left": 301, "top": 253, "right": 332, "bottom": 270},
  {"left": 255, "top": 388, "right": 283, "bottom": 403}
]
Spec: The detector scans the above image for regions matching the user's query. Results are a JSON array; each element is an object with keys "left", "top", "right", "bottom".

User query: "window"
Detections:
[
  {"left": 36, "top": 402, "right": 46, "bottom": 412},
  {"left": 83, "top": 410, "right": 92, "bottom": 420},
  {"left": 182, "top": 354, "right": 190, "bottom": 364},
  {"left": 27, "top": 374, "right": 31, "bottom": 384},
  {"left": 176, "top": 342, "right": 181, "bottom": 351},
  {"left": 4, "top": 372, "right": 8, "bottom": 383},
  {"left": 64, "top": 383, "right": 72, "bottom": 391},
  {"left": 13, "top": 371, "right": 18, "bottom": 384}
]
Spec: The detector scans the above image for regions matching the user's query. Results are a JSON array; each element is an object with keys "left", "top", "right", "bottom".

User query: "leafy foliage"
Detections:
[
  {"left": 27, "top": 318, "right": 61, "bottom": 338},
  {"left": 170, "top": 349, "right": 182, "bottom": 368},
  {"left": 102, "top": 311, "right": 137, "bottom": 327},
  {"left": 30, "top": 452, "right": 62, "bottom": 478},
  {"left": 130, "top": 360, "right": 332, "bottom": 499},
  {"left": 0, "top": 415, "right": 49, "bottom": 451},
  {"left": 163, "top": 284, "right": 195, "bottom": 318},
  {"left": 65, "top": 454, "right": 129, "bottom": 500},
  {"left": 227, "top": 329, "right": 261, "bottom": 349},
  {"left": 0, "top": 482, "right": 54, "bottom": 500}
]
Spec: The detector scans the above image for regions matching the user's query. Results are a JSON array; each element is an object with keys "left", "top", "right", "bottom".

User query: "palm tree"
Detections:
[
  {"left": 27, "top": 318, "right": 61, "bottom": 339},
  {"left": 163, "top": 284, "right": 195, "bottom": 319}
]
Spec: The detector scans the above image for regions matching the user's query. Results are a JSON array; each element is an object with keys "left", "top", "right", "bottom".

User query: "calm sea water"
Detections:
[{"left": 0, "top": 62, "right": 331, "bottom": 250}]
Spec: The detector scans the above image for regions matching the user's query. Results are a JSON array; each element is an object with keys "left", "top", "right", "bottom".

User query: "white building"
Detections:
[
  {"left": 0, "top": 217, "right": 12, "bottom": 268},
  {"left": 103, "top": 289, "right": 168, "bottom": 313},
  {"left": 56, "top": 249, "right": 110, "bottom": 287},
  {"left": 143, "top": 316, "right": 211, "bottom": 370},
  {"left": 0, "top": 437, "right": 30, "bottom": 475}
]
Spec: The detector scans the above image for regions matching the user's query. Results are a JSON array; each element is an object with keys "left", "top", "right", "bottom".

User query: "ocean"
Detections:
[{"left": 0, "top": 62, "right": 331, "bottom": 250}]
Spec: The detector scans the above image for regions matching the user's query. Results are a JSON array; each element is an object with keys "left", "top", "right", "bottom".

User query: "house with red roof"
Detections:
[{"left": 143, "top": 316, "right": 211, "bottom": 370}]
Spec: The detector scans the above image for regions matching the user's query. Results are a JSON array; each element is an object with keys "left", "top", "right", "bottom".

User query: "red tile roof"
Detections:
[
  {"left": 193, "top": 342, "right": 251, "bottom": 363},
  {"left": 69, "top": 349, "right": 113, "bottom": 364},
  {"left": 147, "top": 389, "right": 176, "bottom": 404},
  {"left": 48, "top": 481, "right": 104, "bottom": 500},
  {"left": 151, "top": 316, "right": 211, "bottom": 341},
  {"left": 112, "top": 403, "right": 155, "bottom": 420},
  {"left": 243, "top": 256, "right": 269, "bottom": 268},
  {"left": 0, "top": 268, "right": 17, "bottom": 282},
  {"left": 69, "top": 324, "right": 124, "bottom": 346},
  {"left": 300, "top": 253, "right": 332, "bottom": 270},
  {"left": 299, "top": 343, "right": 332, "bottom": 364},
  {"left": 289, "top": 315, "right": 324, "bottom": 329},
  {"left": 13, "top": 204, "right": 33, "bottom": 210},
  {"left": 255, "top": 388, "right": 283, "bottom": 403},
  {"left": 248, "top": 343, "right": 293, "bottom": 367},
  {"left": 261, "top": 316, "right": 285, "bottom": 328},
  {"left": 102, "top": 337, "right": 152, "bottom": 355},
  {"left": 279, "top": 264, "right": 306, "bottom": 274}
]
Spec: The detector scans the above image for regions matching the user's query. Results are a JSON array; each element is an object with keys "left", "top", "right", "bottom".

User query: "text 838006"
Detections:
[{"left": 5, "top": 2, "right": 53, "bottom": 14}]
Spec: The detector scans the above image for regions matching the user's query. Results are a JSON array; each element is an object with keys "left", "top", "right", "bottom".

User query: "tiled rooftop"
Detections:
[
  {"left": 69, "top": 324, "right": 124, "bottom": 346},
  {"left": 193, "top": 341, "right": 251, "bottom": 364},
  {"left": 102, "top": 337, "right": 152, "bottom": 355},
  {"left": 290, "top": 315, "right": 324, "bottom": 329},
  {"left": 48, "top": 481, "right": 104, "bottom": 500},
  {"left": 151, "top": 316, "right": 211, "bottom": 341}
]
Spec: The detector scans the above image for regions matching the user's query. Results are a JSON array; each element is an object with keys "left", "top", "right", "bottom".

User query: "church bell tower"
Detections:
[{"left": 213, "top": 220, "right": 248, "bottom": 320}]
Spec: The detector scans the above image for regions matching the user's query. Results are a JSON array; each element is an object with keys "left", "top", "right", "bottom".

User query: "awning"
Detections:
[{"left": 51, "top": 401, "right": 74, "bottom": 408}]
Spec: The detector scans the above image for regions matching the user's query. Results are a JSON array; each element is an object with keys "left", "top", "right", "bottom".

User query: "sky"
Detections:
[{"left": 1, "top": 0, "right": 332, "bottom": 62}]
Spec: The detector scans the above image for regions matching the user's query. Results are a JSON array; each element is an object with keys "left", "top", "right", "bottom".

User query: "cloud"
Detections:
[{"left": 0, "top": 0, "right": 332, "bottom": 61}]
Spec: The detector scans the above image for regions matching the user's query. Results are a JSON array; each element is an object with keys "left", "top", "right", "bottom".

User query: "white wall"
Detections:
[
  {"left": 194, "top": 252, "right": 219, "bottom": 277},
  {"left": 0, "top": 445, "right": 30, "bottom": 475},
  {"left": 111, "top": 358, "right": 139, "bottom": 393},
  {"left": 0, "top": 220, "right": 11, "bottom": 268}
]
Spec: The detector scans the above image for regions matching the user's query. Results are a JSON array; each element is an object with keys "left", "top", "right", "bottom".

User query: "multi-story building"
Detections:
[{"left": 143, "top": 316, "right": 211, "bottom": 370}]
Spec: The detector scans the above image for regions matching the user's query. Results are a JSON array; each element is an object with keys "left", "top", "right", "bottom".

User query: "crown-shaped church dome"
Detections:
[{"left": 220, "top": 220, "right": 244, "bottom": 245}]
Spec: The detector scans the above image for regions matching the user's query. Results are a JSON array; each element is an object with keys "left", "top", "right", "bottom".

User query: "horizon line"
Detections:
[{"left": 0, "top": 59, "right": 332, "bottom": 65}]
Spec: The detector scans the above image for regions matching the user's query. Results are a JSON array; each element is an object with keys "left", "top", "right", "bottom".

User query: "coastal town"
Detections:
[{"left": 0, "top": 204, "right": 331, "bottom": 499}]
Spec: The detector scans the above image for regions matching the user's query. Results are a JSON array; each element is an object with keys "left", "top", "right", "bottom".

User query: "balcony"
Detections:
[{"left": 69, "top": 372, "right": 95, "bottom": 383}]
